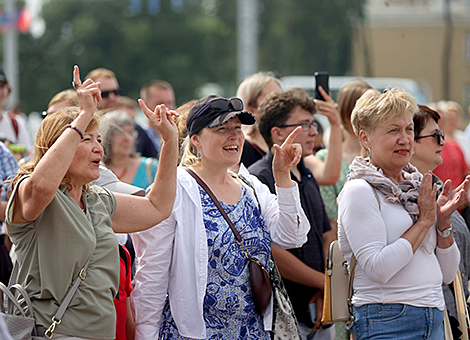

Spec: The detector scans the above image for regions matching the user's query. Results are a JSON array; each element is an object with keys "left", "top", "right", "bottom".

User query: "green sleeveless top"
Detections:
[{"left": 6, "top": 180, "right": 118, "bottom": 339}]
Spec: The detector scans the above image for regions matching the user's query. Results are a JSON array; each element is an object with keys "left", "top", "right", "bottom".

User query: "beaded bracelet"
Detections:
[{"left": 66, "top": 124, "right": 84, "bottom": 139}]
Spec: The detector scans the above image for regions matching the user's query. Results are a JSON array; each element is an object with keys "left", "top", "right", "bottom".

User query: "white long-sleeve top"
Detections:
[
  {"left": 337, "top": 179, "right": 459, "bottom": 310},
  {"left": 131, "top": 167, "right": 310, "bottom": 340}
]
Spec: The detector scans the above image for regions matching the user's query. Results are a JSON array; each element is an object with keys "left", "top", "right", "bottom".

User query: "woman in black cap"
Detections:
[{"left": 132, "top": 95, "right": 310, "bottom": 339}]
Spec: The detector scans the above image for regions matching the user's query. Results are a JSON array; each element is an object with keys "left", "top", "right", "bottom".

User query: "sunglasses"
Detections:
[
  {"left": 415, "top": 130, "right": 445, "bottom": 145},
  {"left": 101, "top": 88, "right": 121, "bottom": 98},
  {"left": 192, "top": 98, "right": 244, "bottom": 121}
]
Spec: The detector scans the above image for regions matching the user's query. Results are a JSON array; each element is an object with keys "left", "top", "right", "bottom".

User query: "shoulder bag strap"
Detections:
[
  {"left": 237, "top": 173, "right": 261, "bottom": 214},
  {"left": 348, "top": 182, "right": 381, "bottom": 316},
  {"left": 44, "top": 211, "right": 96, "bottom": 338},
  {"left": 185, "top": 168, "right": 243, "bottom": 243}
]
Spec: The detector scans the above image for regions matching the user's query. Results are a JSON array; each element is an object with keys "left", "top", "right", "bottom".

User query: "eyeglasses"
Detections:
[
  {"left": 415, "top": 130, "right": 445, "bottom": 145},
  {"left": 278, "top": 121, "right": 319, "bottom": 132},
  {"left": 101, "top": 88, "right": 121, "bottom": 98},
  {"left": 192, "top": 97, "right": 244, "bottom": 121}
]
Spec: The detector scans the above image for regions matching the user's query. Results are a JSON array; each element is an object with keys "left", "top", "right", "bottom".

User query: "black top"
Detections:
[
  {"left": 240, "top": 140, "right": 266, "bottom": 168},
  {"left": 248, "top": 151, "right": 331, "bottom": 327},
  {"left": 135, "top": 123, "right": 159, "bottom": 159}
]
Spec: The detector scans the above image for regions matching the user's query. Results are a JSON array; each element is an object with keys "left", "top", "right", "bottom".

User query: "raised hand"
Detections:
[
  {"left": 417, "top": 171, "right": 438, "bottom": 226},
  {"left": 272, "top": 126, "right": 302, "bottom": 174},
  {"left": 138, "top": 100, "right": 179, "bottom": 145},
  {"left": 314, "top": 86, "right": 341, "bottom": 126},
  {"left": 437, "top": 175, "right": 470, "bottom": 222},
  {"left": 72, "top": 65, "right": 101, "bottom": 116}
]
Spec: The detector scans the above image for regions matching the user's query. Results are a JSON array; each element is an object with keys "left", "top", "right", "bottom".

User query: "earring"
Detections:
[
  {"left": 367, "top": 147, "right": 371, "bottom": 157},
  {"left": 197, "top": 153, "right": 201, "bottom": 161}
]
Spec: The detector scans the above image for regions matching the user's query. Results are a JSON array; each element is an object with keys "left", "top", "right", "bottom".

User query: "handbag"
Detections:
[
  {"left": 1, "top": 250, "right": 92, "bottom": 339},
  {"left": 321, "top": 240, "right": 356, "bottom": 324},
  {"left": 322, "top": 182, "right": 379, "bottom": 324},
  {"left": 0, "top": 283, "right": 36, "bottom": 340},
  {"left": 270, "top": 257, "right": 302, "bottom": 340},
  {"left": 445, "top": 268, "right": 470, "bottom": 340},
  {"left": 185, "top": 168, "right": 272, "bottom": 315}
]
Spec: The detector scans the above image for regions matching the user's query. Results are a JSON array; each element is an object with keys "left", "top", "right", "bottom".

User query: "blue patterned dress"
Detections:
[{"left": 159, "top": 186, "right": 272, "bottom": 339}]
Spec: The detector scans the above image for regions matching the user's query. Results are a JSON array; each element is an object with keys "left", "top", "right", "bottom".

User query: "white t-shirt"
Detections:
[
  {"left": 0, "top": 111, "right": 32, "bottom": 152},
  {"left": 337, "top": 178, "right": 459, "bottom": 310}
]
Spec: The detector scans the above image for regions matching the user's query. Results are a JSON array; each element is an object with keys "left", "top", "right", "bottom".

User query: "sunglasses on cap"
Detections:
[
  {"left": 415, "top": 130, "right": 445, "bottom": 145},
  {"left": 101, "top": 88, "right": 121, "bottom": 98},
  {"left": 192, "top": 97, "right": 244, "bottom": 121}
]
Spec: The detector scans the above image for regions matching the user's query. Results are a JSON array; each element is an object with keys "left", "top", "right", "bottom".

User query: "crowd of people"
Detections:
[{"left": 0, "top": 64, "right": 470, "bottom": 340}]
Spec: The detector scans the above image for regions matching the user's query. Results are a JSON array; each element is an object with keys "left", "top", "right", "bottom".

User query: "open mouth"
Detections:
[
  {"left": 394, "top": 149, "right": 409, "bottom": 155},
  {"left": 223, "top": 146, "right": 239, "bottom": 153}
]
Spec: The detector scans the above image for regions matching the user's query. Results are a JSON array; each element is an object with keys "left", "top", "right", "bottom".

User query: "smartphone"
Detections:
[
  {"left": 314, "top": 71, "right": 329, "bottom": 101},
  {"left": 309, "top": 302, "right": 316, "bottom": 323}
]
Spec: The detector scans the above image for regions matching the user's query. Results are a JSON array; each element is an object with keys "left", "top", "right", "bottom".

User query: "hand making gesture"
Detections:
[
  {"left": 72, "top": 65, "right": 102, "bottom": 117},
  {"left": 437, "top": 175, "right": 470, "bottom": 223},
  {"left": 272, "top": 126, "right": 302, "bottom": 187},
  {"left": 138, "top": 100, "right": 179, "bottom": 147}
]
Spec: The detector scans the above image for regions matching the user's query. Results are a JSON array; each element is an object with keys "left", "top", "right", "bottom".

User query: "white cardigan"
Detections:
[{"left": 131, "top": 167, "right": 310, "bottom": 339}]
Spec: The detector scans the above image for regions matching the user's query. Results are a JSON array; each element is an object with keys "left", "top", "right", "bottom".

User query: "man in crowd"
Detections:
[
  {"left": 249, "top": 88, "right": 337, "bottom": 340},
  {"left": 140, "top": 80, "right": 175, "bottom": 155},
  {"left": 86, "top": 68, "right": 158, "bottom": 158}
]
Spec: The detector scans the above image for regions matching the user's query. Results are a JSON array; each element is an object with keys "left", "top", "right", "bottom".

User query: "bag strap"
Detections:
[
  {"left": 454, "top": 268, "right": 469, "bottom": 340},
  {"left": 185, "top": 168, "right": 254, "bottom": 262},
  {"left": 185, "top": 168, "right": 243, "bottom": 243},
  {"left": 347, "top": 181, "right": 381, "bottom": 317}
]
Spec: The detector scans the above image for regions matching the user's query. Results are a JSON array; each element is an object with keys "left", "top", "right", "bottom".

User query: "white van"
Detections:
[
  {"left": 280, "top": 75, "right": 431, "bottom": 105},
  {"left": 280, "top": 75, "right": 432, "bottom": 146}
]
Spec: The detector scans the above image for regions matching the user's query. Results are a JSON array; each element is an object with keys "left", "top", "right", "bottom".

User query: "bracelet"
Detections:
[{"left": 66, "top": 124, "right": 84, "bottom": 139}]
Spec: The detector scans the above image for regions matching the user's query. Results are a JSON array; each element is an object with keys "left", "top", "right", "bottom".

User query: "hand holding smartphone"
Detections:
[{"left": 314, "top": 71, "right": 329, "bottom": 101}]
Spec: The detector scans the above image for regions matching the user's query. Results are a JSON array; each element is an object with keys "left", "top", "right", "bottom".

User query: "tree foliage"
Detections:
[{"left": 13, "top": 0, "right": 364, "bottom": 113}]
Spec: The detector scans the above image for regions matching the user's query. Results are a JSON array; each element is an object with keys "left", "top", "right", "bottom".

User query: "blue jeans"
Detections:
[{"left": 350, "top": 304, "right": 444, "bottom": 340}]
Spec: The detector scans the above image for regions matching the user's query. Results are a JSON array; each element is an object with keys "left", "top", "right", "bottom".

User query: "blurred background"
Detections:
[{"left": 1, "top": 0, "right": 470, "bottom": 124}]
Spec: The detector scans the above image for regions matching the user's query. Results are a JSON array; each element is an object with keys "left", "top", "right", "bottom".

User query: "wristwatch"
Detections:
[{"left": 436, "top": 225, "right": 453, "bottom": 238}]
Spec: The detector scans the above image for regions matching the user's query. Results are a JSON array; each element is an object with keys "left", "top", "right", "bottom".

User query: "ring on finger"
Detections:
[{"left": 72, "top": 81, "right": 80, "bottom": 90}]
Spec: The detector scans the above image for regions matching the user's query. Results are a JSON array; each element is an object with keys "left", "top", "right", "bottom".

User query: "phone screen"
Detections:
[{"left": 314, "top": 72, "right": 329, "bottom": 101}]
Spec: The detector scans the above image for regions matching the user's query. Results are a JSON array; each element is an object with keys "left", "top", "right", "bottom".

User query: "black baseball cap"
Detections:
[
  {"left": 186, "top": 95, "right": 255, "bottom": 137},
  {"left": 0, "top": 67, "right": 8, "bottom": 83}
]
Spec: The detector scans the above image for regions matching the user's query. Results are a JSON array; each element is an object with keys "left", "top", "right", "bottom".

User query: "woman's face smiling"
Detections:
[
  {"left": 193, "top": 117, "right": 245, "bottom": 168},
  {"left": 361, "top": 110, "right": 414, "bottom": 182}
]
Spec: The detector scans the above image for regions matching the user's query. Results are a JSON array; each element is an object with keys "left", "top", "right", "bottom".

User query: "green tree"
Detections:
[{"left": 15, "top": 0, "right": 364, "bottom": 113}]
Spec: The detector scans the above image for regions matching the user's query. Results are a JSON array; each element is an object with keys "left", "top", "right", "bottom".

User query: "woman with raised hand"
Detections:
[
  {"left": 338, "top": 88, "right": 465, "bottom": 340},
  {"left": 5, "top": 65, "right": 179, "bottom": 340},
  {"left": 132, "top": 95, "right": 310, "bottom": 339}
]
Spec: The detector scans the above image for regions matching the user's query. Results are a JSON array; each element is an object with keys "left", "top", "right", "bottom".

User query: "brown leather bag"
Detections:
[{"left": 186, "top": 168, "right": 272, "bottom": 315}]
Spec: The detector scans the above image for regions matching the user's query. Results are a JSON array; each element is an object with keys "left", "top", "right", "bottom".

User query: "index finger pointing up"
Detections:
[
  {"left": 73, "top": 65, "right": 82, "bottom": 87},
  {"left": 281, "top": 126, "right": 302, "bottom": 147}
]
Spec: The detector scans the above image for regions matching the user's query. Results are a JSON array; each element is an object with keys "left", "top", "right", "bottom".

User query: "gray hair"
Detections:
[{"left": 99, "top": 110, "right": 136, "bottom": 164}]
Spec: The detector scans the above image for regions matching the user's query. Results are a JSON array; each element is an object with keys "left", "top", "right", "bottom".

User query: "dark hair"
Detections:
[
  {"left": 257, "top": 88, "right": 316, "bottom": 148},
  {"left": 413, "top": 105, "right": 441, "bottom": 140}
]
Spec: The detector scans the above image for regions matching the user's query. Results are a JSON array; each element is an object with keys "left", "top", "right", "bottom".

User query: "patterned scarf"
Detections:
[{"left": 347, "top": 156, "right": 422, "bottom": 223}]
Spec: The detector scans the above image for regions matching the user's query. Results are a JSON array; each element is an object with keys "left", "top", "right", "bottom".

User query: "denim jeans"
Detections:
[{"left": 350, "top": 303, "right": 444, "bottom": 340}]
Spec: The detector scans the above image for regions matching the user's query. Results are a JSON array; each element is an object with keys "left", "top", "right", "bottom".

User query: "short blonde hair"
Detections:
[
  {"left": 140, "top": 80, "right": 174, "bottom": 103},
  {"left": 441, "top": 101, "right": 464, "bottom": 118},
  {"left": 85, "top": 68, "right": 116, "bottom": 81},
  {"left": 351, "top": 88, "right": 419, "bottom": 156},
  {"left": 47, "top": 89, "right": 78, "bottom": 109}
]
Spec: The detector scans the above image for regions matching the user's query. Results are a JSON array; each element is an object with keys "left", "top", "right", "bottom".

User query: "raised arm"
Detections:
[
  {"left": 12, "top": 66, "right": 101, "bottom": 223},
  {"left": 112, "top": 101, "right": 179, "bottom": 233},
  {"left": 303, "top": 86, "right": 342, "bottom": 185}
]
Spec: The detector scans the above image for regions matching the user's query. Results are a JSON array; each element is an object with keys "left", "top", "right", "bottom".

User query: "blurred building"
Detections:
[{"left": 351, "top": 0, "right": 470, "bottom": 120}]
